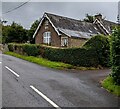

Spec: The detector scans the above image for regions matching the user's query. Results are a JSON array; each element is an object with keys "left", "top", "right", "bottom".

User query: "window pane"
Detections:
[
  {"left": 61, "top": 37, "right": 68, "bottom": 47},
  {"left": 43, "top": 32, "right": 51, "bottom": 44}
]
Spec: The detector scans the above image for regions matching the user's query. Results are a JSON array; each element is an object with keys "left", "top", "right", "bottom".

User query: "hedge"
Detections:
[
  {"left": 110, "top": 27, "right": 120, "bottom": 85},
  {"left": 8, "top": 44, "right": 99, "bottom": 67},
  {"left": 43, "top": 47, "right": 99, "bottom": 67},
  {"left": 8, "top": 43, "right": 39, "bottom": 56},
  {"left": 83, "top": 34, "right": 110, "bottom": 67}
]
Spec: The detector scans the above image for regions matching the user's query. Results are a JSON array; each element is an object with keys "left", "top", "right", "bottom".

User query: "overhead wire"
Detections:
[{"left": 2, "top": 0, "right": 31, "bottom": 14}]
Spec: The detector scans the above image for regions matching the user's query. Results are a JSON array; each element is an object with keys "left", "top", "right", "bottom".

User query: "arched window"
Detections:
[{"left": 43, "top": 32, "right": 51, "bottom": 44}]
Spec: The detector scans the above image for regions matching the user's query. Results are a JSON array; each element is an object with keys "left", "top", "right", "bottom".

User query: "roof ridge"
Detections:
[{"left": 45, "top": 12, "right": 84, "bottom": 23}]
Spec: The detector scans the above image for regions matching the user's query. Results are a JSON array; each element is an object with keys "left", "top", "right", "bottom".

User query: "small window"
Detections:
[
  {"left": 61, "top": 37, "right": 68, "bottom": 47},
  {"left": 45, "top": 26, "right": 48, "bottom": 29},
  {"left": 43, "top": 32, "right": 51, "bottom": 45},
  {"left": 45, "top": 20, "right": 49, "bottom": 26}
]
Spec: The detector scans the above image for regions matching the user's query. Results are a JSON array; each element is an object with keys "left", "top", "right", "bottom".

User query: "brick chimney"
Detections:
[{"left": 95, "top": 14, "right": 102, "bottom": 21}]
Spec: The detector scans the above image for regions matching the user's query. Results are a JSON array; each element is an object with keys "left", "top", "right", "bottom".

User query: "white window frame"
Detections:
[
  {"left": 43, "top": 32, "right": 51, "bottom": 45},
  {"left": 61, "top": 37, "right": 68, "bottom": 47}
]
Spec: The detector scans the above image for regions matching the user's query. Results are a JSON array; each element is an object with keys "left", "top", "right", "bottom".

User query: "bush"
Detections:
[
  {"left": 110, "top": 27, "right": 120, "bottom": 85},
  {"left": 41, "top": 47, "right": 99, "bottom": 67},
  {"left": 22, "top": 44, "right": 39, "bottom": 56},
  {"left": 8, "top": 43, "right": 99, "bottom": 67},
  {"left": 83, "top": 34, "right": 110, "bottom": 67},
  {"left": 8, "top": 43, "right": 39, "bottom": 56},
  {"left": 8, "top": 43, "right": 15, "bottom": 52}
]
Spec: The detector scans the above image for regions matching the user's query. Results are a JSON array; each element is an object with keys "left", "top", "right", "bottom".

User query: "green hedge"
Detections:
[
  {"left": 42, "top": 47, "right": 99, "bottom": 67},
  {"left": 8, "top": 43, "right": 39, "bottom": 56},
  {"left": 8, "top": 44, "right": 99, "bottom": 67},
  {"left": 110, "top": 27, "right": 120, "bottom": 85},
  {"left": 83, "top": 34, "right": 110, "bottom": 67}
]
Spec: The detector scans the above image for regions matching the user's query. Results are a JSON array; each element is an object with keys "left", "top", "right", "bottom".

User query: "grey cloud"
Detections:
[{"left": 2, "top": 2, "right": 118, "bottom": 29}]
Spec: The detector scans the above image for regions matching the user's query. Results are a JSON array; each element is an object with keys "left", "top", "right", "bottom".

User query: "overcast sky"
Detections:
[{"left": 2, "top": 2, "right": 118, "bottom": 29}]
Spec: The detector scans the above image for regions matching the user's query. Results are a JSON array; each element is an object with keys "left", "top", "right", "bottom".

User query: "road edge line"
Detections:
[
  {"left": 30, "top": 85, "right": 61, "bottom": 109},
  {"left": 5, "top": 66, "right": 20, "bottom": 78}
]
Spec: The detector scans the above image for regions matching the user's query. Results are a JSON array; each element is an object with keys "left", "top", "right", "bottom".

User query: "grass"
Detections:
[
  {"left": 4, "top": 52, "right": 74, "bottom": 69},
  {"left": 4, "top": 51, "right": 98, "bottom": 70},
  {"left": 102, "top": 76, "right": 120, "bottom": 96}
]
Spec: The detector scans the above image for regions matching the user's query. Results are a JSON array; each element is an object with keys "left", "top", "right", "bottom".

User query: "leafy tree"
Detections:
[
  {"left": 83, "top": 14, "right": 94, "bottom": 23},
  {"left": 2, "top": 22, "right": 28, "bottom": 43},
  {"left": 110, "top": 26, "right": 120, "bottom": 85},
  {"left": 27, "top": 20, "right": 40, "bottom": 43}
]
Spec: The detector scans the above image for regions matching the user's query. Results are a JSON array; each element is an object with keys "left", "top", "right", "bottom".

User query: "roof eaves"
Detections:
[
  {"left": 45, "top": 14, "right": 61, "bottom": 36},
  {"left": 58, "top": 28, "right": 71, "bottom": 37},
  {"left": 33, "top": 16, "right": 44, "bottom": 38},
  {"left": 33, "top": 13, "right": 61, "bottom": 38},
  {"left": 93, "top": 19, "right": 110, "bottom": 35}
]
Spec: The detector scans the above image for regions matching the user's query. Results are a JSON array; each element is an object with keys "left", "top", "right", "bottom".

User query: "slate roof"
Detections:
[
  {"left": 101, "top": 20, "right": 117, "bottom": 33},
  {"left": 46, "top": 12, "right": 101, "bottom": 38},
  {"left": 33, "top": 12, "right": 117, "bottom": 39}
]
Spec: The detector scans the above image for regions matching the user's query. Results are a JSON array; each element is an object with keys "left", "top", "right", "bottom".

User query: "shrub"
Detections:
[
  {"left": 42, "top": 47, "right": 99, "bottom": 67},
  {"left": 83, "top": 34, "right": 110, "bottom": 67},
  {"left": 8, "top": 43, "right": 14, "bottom": 52},
  {"left": 8, "top": 43, "right": 39, "bottom": 56},
  {"left": 22, "top": 44, "right": 39, "bottom": 56},
  {"left": 8, "top": 43, "right": 99, "bottom": 67},
  {"left": 110, "top": 27, "right": 120, "bottom": 85}
]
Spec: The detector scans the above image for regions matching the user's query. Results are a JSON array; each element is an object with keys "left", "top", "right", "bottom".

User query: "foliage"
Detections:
[
  {"left": 22, "top": 44, "right": 39, "bottom": 56},
  {"left": 102, "top": 76, "right": 120, "bottom": 96},
  {"left": 42, "top": 47, "right": 99, "bottom": 67},
  {"left": 8, "top": 43, "right": 15, "bottom": 52},
  {"left": 5, "top": 51, "right": 73, "bottom": 69},
  {"left": 27, "top": 20, "right": 40, "bottom": 43},
  {"left": 8, "top": 43, "right": 99, "bottom": 67},
  {"left": 110, "top": 26, "right": 120, "bottom": 85},
  {"left": 83, "top": 14, "right": 94, "bottom": 23},
  {"left": 83, "top": 34, "right": 110, "bottom": 67},
  {"left": 2, "top": 22, "right": 28, "bottom": 43},
  {"left": 8, "top": 43, "right": 39, "bottom": 56}
]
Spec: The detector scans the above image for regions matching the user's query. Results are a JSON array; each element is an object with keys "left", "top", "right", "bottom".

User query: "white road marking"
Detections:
[
  {"left": 30, "top": 85, "right": 61, "bottom": 109},
  {"left": 5, "top": 66, "right": 20, "bottom": 78},
  {"left": 0, "top": 62, "right": 1, "bottom": 64}
]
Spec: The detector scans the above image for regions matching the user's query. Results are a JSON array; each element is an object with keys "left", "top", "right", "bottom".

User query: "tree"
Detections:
[
  {"left": 2, "top": 22, "right": 28, "bottom": 43},
  {"left": 83, "top": 14, "right": 94, "bottom": 23},
  {"left": 110, "top": 26, "right": 120, "bottom": 85},
  {"left": 27, "top": 20, "right": 40, "bottom": 43}
]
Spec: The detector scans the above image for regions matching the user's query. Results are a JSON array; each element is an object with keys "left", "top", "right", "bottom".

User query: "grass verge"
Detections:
[
  {"left": 4, "top": 52, "right": 74, "bottom": 69},
  {"left": 102, "top": 76, "right": 120, "bottom": 96},
  {"left": 4, "top": 51, "right": 99, "bottom": 70}
]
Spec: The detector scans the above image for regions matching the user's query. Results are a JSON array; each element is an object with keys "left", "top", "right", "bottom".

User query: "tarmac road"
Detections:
[{"left": 2, "top": 54, "right": 119, "bottom": 108}]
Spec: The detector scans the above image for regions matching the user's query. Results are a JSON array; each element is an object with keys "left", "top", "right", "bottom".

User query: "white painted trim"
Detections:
[
  {"left": 93, "top": 19, "right": 110, "bottom": 35},
  {"left": 33, "top": 16, "right": 44, "bottom": 38},
  {"left": 58, "top": 29, "right": 71, "bottom": 37},
  {"left": 61, "top": 37, "right": 69, "bottom": 47},
  {"left": 45, "top": 14, "right": 61, "bottom": 36},
  {"left": 33, "top": 13, "right": 61, "bottom": 38}
]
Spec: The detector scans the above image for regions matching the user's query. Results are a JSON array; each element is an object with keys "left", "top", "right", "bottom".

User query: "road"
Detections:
[{"left": 2, "top": 54, "right": 119, "bottom": 108}]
